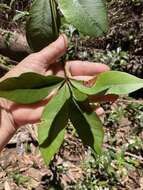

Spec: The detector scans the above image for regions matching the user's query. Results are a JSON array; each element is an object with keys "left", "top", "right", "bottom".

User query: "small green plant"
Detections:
[
  {"left": 108, "top": 106, "right": 127, "bottom": 124},
  {"left": 0, "top": 0, "right": 143, "bottom": 165},
  {"left": 10, "top": 172, "right": 30, "bottom": 186}
]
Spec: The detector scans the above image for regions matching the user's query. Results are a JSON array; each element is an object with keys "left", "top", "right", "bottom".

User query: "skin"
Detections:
[{"left": 0, "top": 34, "right": 110, "bottom": 152}]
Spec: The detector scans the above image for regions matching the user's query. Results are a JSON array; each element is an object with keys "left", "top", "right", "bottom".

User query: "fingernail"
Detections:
[
  {"left": 96, "top": 107, "right": 105, "bottom": 116},
  {"left": 58, "top": 34, "right": 68, "bottom": 49}
]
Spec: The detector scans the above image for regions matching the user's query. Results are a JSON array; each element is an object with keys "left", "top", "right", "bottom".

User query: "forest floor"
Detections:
[{"left": 0, "top": 0, "right": 143, "bottom": 189}]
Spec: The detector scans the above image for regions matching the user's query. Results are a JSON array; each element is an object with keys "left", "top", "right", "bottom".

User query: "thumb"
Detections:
[{"left": 37, "top": 34, "right": 68, "bottom": 65}]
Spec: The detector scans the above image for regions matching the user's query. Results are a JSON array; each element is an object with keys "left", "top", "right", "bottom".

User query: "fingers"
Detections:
[
  {"left": 69, "top": 76, "right": 95, "bottom": 81},
  {"left": 0, "top": 35, "right": 68, "bottom": 81},
  {"left": 10, "top": 90, "right": 58, "bottom": 127},
  {"left": 37, "top": 34, "right": 68, "bottom": 65},
  {"left": 66, "top": 61, "right": 109, "bottom": 76},
  {"left": 46, "top": 62, "right": 64, "bottom": 77},
  {"left": 95, "top": 107, "right": 104, "bottom": 116},
  {"left": 10, "top": 101, "right": 46, "bottom": 126}
]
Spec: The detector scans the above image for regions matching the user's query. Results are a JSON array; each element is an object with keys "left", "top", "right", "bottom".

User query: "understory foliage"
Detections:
[
  {"left": 0, "top": 0, "right": 143, "bottom": 167},
  {"left": 0, "top": 0, "right": 143, "bottom": 189}
]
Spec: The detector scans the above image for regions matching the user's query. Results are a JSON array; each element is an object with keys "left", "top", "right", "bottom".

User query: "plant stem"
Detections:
[{"left": 60, "top": 55, "right": 69, "bottom": 80}]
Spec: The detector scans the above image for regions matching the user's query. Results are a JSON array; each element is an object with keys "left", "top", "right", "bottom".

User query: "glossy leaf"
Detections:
[
  {"left": 0, "top": 72, "right": 64, "bottom": 104},
  {"left": 69, "top": 99, "right": 104, "bottom": 154},
  {"left": 39, "top": 102, "right": 69, "bottom": 165},
  {"left": 71, "top": 71, "right": 143, "bottom": 95},
  {"left": 38, "top": 84, "right": 70, "bottom": 145},
  {"left": 26, "top": 0, "right": 60, "bottom": 51},
  {"left": 59, "top": 0, "right": 108, "bottom": 37},
  {"left": 38, "top": 84, "right": 70, "bottom": 165},
  {"left": 0, "top": 85, "right": 60, "bottom": 104},
  {"left": 71, "top": 86, "right": 88, "bottom": 102},
  {"left": 0, "top": 72, "right": 64, "bottom": 90}
]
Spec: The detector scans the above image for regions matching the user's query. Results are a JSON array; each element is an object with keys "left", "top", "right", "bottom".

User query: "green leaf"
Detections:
[
  {"left": 0, "top": 72, "right": 64, "bottom": 90},
  {"left": 38, "top": 84, "right": 70, "bottom": 165},
  {"left": 0, "top": 72, "right": 64, "bottom": 104},
  {"left": 0, "top": 85, "right": 60, "bottom": 104},
  {"left": 39, "top": 101, "right": 69, "bottom": 165},
  {"left": 59, "top": 0, "right": 108, "bottom": 37},
  {"left": 38, "top": 84, "right": 70, "bottom": 145},
  {"left": 69, "top": 99, "right": 104, "bottom": 154},
  {"left": 71, "top": 86, "right": 88, "bottom": 102},
  {"left": 26, "top": 0, "right": 60, "bottom": 51},
  {"left": 71, "top": 71, "right": 143, "bottom": 95}
]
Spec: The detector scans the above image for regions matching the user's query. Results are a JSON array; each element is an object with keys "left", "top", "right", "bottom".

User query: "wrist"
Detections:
[{"left": 0, "top": 99, "right": 17, "bottom": 152}]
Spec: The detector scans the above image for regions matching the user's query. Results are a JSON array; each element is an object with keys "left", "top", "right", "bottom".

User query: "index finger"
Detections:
[{"left": 66, "top": 61, "right": 110, "bottom": 76}]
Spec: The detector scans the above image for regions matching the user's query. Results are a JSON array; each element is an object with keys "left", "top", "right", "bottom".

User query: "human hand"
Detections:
[
  {"left": 0, "top": 34, "right": 110, "bottom": 151},
  {"left": 0, "top": 34, "right": 110, "bottom": 127}
]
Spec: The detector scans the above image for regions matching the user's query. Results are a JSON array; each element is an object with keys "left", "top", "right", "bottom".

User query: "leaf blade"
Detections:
[
  {"left": 26, "top": 0, "right": 60, "bottom": 51},
  {"left": 69, "top": 99, "right": 104, "bottom": 154},
  {"left": 0, "top": 72, "right": 64, "bottom": 90},
  {"left": 38, "top": 84, "right": 70, "bottom": 165},
  {"left": 71, "top": 71, "right": 143, "bottom": 95},
  {"left": 39, "top": 100, "right": 69, "bottom": 165},
  {"left": 0, "top": 85, "right": 60, "bottom": 104},
  {"left": 59, "top": 0, "right": 108, "bottom": 37},
  {"left": 71, "top": 86, "right": 88, "bottom": 102},
  {"left": 38, "top": 84, "right": 70, "bottom": 145},
  {"left": 0, "top": 73, "right": 64, "bottom": 104}
]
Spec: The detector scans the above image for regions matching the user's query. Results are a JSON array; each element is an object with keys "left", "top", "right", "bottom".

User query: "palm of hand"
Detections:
[{"left": 0, "top": 35, "right": 109, "bottom": 127}]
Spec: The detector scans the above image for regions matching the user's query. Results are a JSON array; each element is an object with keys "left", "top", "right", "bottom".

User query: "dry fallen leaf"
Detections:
[{"left": 4, "top": 181, "right": 11, "bottom": 190}]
